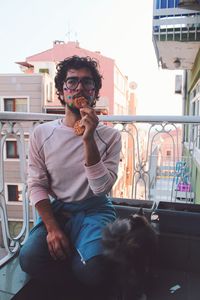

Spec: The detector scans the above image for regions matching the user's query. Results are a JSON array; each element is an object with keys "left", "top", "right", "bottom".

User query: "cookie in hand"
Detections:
[
  {"left": 74, "top": 120, "right": 85, "bottom": 136},
  {"left": 73, "top": 97, "right": 88, "bottom": 109}
]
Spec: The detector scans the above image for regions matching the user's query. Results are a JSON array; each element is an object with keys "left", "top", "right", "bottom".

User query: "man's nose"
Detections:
[{"left": 76, "top": 81, "right": 84, "bottom": 91}]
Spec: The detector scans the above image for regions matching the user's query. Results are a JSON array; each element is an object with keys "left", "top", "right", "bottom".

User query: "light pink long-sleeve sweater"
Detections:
[{"left": 28, "top": 119, "right": 121, "bottom": 206}]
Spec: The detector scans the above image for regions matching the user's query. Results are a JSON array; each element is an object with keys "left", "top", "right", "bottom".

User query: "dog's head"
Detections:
[
  {"left": 129, "top": 208, "right": 149, "bottom": 229},
  {"left": 102, "top": 217, "right": 132, "bottom": 264}
]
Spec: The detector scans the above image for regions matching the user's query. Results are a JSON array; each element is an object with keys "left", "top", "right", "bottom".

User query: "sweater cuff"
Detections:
[
  {"left": 84, "top": 160, "right": 108, "bottom": 179},
  {"left": 30, "top": 190, "right": 49, "bottom": 206}
]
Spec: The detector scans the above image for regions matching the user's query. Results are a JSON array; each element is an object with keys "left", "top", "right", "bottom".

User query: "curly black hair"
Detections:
[{"left": 55, "top": 55, "right": 102, "bottom": 106}]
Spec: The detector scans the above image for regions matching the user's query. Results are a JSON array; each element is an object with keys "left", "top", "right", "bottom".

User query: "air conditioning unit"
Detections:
[
  {"left": 175, "top": 75, "right": 182, "bottom": 94},
  {"left": 178, "top": 0, "right": 200, "bottom": 11}
]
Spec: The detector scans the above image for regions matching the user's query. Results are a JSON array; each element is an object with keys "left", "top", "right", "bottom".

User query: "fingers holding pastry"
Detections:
[
  {"left": 80, "top": 107, "right": 99, "bottom": 124},
  {"left": 73, "top": 97, "right": 99, "bottom": 137},
  {"left": 80, "top": 113, "right": 99, "bottom": 127}
]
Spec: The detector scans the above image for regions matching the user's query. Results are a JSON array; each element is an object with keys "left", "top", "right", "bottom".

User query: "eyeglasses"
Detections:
[{"left": 64, "top": 77, "right": 95, "bottom": 91}]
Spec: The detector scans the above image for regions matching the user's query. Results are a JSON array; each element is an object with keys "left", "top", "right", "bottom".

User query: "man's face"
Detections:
[{"left": 63, "top": 68, "right": 96, "bottom": 114}]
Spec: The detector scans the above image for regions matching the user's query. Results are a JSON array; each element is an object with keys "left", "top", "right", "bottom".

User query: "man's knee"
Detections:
[
  {"left": 72, "top": 255, "right": 110, "bottom": 287},
  {"left": 19, "top": 244, "right": 34, "bottom": 274},
  {"left": 19, "top": 227, "right": 49, "bottom": 276}
]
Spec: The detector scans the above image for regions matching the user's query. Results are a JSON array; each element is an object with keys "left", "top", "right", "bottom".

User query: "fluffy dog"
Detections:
[{"left": 102, "top": 209, "right": 158, "bottom": 300}]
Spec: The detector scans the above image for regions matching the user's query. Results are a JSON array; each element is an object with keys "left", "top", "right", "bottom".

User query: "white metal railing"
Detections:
[{"left": 1, "top": 112, "right": 200, "bottom": 266}]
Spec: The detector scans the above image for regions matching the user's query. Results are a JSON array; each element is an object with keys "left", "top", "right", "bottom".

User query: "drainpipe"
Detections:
[
  {"left": 182, "top": 70, "right": 187, "bottom": 116},
  {"left": 182, "top": 70, "right": 188, "bottom": 149}
]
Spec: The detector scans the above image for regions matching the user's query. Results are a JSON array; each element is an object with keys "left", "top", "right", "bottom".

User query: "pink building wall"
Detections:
[
  {"left": 25, "top": 41, "right": 115, "bottom": 113},
  {"left": 159, "top": 128, "right": 182, "bottom": 160}
]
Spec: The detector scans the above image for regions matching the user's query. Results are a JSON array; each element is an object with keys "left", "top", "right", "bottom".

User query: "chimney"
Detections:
[{"left": 53, "top": 40, "right": 64, "bottom": 46}]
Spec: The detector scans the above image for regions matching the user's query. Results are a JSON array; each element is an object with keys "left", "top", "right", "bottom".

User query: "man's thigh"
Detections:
[
  {"left": 21, "top": 222, "right": 50, "bottom": 260},
  {"left": 19, "top": 222, "right": 72, "bottom": 284}
]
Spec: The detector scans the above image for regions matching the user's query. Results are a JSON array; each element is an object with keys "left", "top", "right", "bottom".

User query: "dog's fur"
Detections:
[{"left": 102, "top": 209, "right": 158, "bottom": 299}]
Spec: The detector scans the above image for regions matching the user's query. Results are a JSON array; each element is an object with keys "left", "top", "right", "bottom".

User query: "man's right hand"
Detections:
[
  {"left": 35, "top": 199, "right": 71, "bottom": 261},
  {"left": 47, "top": 227, "right": 71, "bottom": 260}
]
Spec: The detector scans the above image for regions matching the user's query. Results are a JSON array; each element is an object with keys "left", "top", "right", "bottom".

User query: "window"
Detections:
[
  {"left": 4, "top": 98, "right": 28, "bottom": 112},
  {"left": 5, "top": 139, "right": 28, "bottom": 159},
  {"left": 189, "top": 80, "right": 200, "bottom": 148},
  {"left": 39, "top": 68, "right": 49, "bottom": 74},
  {"left": 45, "top": 83, "right": 53, "bottom": 102},
  {"left": 49, "top": 82, "right": 53, "bottom": 102},
  {"left": 46, "top": 84, "right": 49, "bottom": 101},
  {"left": 6, "top": 141, "right": 19, "bottom": 158},
  {"left": 7, "top": 184, "right": 22, "bottom": 202},
  {"left": 166, "top": 150, "right": 171, "bottom": 156},
  {"left": 192, "top": 102, "right": 196, "bottom": 116},
  {"left": 156, "top": 0, "right": 179, "bottom": 9}
]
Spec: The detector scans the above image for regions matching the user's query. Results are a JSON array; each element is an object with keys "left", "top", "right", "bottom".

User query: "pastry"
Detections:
[
  {"left": 74, "top": 96, "right": 88, "bottom": 109},
  {"left": 74, "top": 120, "right": 85, "bottom": 136}
]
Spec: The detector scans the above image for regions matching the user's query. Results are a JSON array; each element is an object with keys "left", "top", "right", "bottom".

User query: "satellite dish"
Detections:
[{"left": 129, "top": 81, "right": 137, "bottom": 90}]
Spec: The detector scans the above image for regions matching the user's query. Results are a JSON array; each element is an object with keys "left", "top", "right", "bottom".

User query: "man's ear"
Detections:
[
  {"left": 90, "top": 96, "right": 96, "bottom": 108},
  {"left": 60, "top": 92, "right": 65, "bottom": 103}
]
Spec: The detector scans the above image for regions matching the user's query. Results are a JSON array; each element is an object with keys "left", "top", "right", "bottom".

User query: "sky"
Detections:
[{"left": 0, "top": 0, "right": 183, "bottom": 115}]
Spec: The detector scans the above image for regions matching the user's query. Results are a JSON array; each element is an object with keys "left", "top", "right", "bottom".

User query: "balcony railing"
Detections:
[{"left": 1, "top": 112, "right": 200, "bottom": 268}]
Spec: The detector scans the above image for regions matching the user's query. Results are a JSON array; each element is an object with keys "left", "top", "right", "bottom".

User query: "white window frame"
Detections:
[
  {"left": 189, "top": 79, "right": 200, "bottom": 149},
  {"left": 190, "top": 79, "right": 200, "bottom": 108},
  {"left": 5, "top": 182, "right": 23, "bottom": 205},
  {"left": 4, "top": 138, "right": 29, "bottom": 161},
  {"left": 0, "top": 96, "right": 30, "bottom": 112}
]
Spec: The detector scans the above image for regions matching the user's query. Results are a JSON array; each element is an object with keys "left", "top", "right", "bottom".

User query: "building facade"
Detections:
[{"left": 152, "top": 0, "right": 200, "bottom": 202}]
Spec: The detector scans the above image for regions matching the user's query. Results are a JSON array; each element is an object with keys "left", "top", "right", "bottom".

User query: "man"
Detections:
[{"left": 19, "top": 56, "right": 121, "bottom": 298}]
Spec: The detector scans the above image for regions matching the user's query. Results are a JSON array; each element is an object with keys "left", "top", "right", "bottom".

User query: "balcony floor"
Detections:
[
  {"left": 149, "top": 269, "right": 200, "bottom": 300},
  {"left": 0, "top": 256, "right": 28, "bottom": 300},
  {"left": 1, "top": 202, "right": 200, "bottom": 299},
  {"left": 1, "top": 258, "right": 200, "bottom": 300}
]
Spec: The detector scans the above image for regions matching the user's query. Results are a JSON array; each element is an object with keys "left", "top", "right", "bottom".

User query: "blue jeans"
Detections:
[{"left": 19, "top": 196, "right": 116, "bottom": 288}]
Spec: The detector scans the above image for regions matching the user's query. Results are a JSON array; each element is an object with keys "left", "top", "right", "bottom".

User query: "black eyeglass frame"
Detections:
[{"left": 64, "top": 76, "right": 95, "bottom": 91}]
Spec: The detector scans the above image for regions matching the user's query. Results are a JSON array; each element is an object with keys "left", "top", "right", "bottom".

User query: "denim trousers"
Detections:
[{"left": 19, "top": 196, "right": 116, "bottom": 290}]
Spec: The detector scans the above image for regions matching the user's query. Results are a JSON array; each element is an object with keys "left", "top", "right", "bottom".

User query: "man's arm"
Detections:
[
  {"left": 80, "top": 106, "right": 121, "bottom": 195},
  {"left": 83, "top": 137, "right": 100, "bottom": 167},
  {"left": 80, "top": 106, "right": 100, "bottom": 166},
  {"left": 28, "top": 128, "right": 70, "bottom": 260}
]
